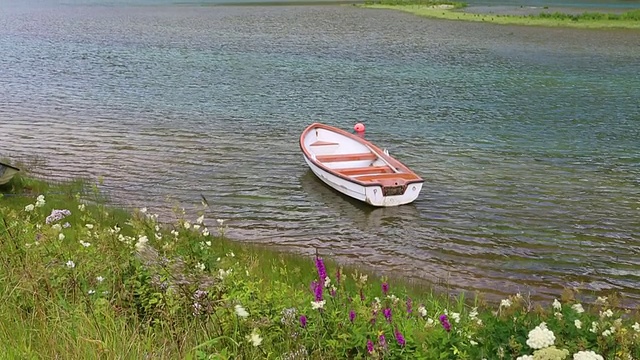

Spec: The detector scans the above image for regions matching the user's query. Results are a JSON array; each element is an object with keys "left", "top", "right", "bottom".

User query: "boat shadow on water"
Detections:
[{"left": 299, "top": 170, "right": 422, "bottom": 230}]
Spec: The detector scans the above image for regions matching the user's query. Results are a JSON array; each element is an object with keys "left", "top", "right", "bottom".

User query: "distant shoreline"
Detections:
[{"left": 360, "top": 3, "right": 640, "bottom": 29}]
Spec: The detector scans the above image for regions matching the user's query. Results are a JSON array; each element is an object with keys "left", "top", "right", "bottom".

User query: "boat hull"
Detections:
[{"left": 0, "top": 162, "right": 20, "bottom": 186}]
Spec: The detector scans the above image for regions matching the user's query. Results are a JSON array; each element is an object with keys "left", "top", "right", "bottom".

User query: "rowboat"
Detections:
[
  {"left": 300, "top": 123, "right": 423, "bottom": 207},
  {"left": 0, "top": 162, "right": 20, "bottom": 186}
]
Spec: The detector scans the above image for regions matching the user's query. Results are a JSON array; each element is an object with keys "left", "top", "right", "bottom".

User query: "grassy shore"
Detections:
[
  {"left": 360, "top": 1, "right": 640, "bottom": 29},
  {"left": 1, "top": 171, "right": 640, "bottom": 359}
]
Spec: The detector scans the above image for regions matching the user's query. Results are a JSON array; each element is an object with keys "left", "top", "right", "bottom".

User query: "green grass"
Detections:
[
  {"left": 1, "top": 173, "right": 640, "bottom": 359},
  {"left": 360, "top": 4, "right": 640, "bottom": 29}
]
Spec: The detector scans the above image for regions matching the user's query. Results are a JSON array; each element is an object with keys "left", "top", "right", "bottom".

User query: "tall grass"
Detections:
[
  {"left": 1, "top": 174, "right": 639, "bottom": 358},
  {"left": 363, "top": 0, "right": 467, "bottom": 9},
  {"left": 533, "top": 9, "right": 640, "bottom": 22}
]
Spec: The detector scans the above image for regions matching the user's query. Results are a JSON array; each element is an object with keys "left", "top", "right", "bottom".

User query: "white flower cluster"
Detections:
[
  {"left": 573, "top": 351, "right": 604, "bottom": 360},
  {"left": 516, "top": 356, "right": 533, "bottom": 360},
  {"left": 526, "top": 322, "right": 555, "bottom": 349}
]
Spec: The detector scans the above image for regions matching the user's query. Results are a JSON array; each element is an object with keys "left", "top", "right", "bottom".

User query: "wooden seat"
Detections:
[
  {"left": 316, "top": 153, "right": 377, "bottom": 163},
  {"left": 310, "top": 141, "right": 339, "bottom": 146},
  {"left": 355, "top": 173, "right": 420, "bottom": 182},
  {"left": 338, "top": 166, "right": 393, "bottom": 176}
]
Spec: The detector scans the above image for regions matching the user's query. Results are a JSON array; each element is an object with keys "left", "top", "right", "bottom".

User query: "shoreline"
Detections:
[{"left": 359, "top": 3, "right": 640, "bottom": 29}]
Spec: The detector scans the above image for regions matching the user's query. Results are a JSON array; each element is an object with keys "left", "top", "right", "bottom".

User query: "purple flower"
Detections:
[
  {"left": 370, "top": 310, "right": 378, "bottom": 325},
  {"left": 299, "top": 315, "right": 307, "bottom": 328},
  {"left": 359, "top": 289, "right": 365, "bottom": 302},
  {"left": 383, "top": 308, "right": 392, "bottom": 323},
  {"left": 330, "top": 287, "right": 336, "bottom": 297},
  {"left": 406, "top": 297, "right": 413, "bottom": 314},
  {"left": 381, "top": 282, "right": 389, "bottom": 295},
  {"left": 315, "top": 256, "right": 327, "bottom": 283},
  {"left": 395, "top": 328, "right": 406, "bottom": 347},
  {"left": 439, "top": 314, "right": 451, "bottom": 332},
  {"left": 349, "top": 310, "right": 356, "bottom": 323},
  {"left": 336, "top": 269, "right": 341, "bottom": 285},
  {"left": 379, "top": 334, "right": 387, "bottom": 349},
  {"left": 366, "top": 339, "right": 374, "bottom": 353},
  {"left": 313, "top": 280, "right": 323, "bottom": 301}
]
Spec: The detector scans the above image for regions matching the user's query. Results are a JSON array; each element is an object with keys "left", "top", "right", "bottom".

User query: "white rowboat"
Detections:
[{"left": 300, "top": 123, "right": 423, "bottom": 207}]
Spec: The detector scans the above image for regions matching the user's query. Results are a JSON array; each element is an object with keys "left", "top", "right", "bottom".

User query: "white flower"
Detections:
[
  {"left": 595, "top": 296, "right": 607, "bottom": 305},
  {"left": 311, "top": 300, "right": 325, "bottom": 310},
  {"left": 51, "top": 224, "right": 62, "bottom": 231},
  {"left": 25, "top": 204, "right": 35, "bottom": 212},
  {"left": 450, "top": 312, "right": 460, "bottom": 323},
  {"left": 78, "top": 204, "right": 85, "bottom": 212},
  {"left": 234, "top": 304, "right": 249, "bottom": 318},
  {"left": 183, "top": 221, "right": 191, "bottom": 229},
  {"left": 218, "top": 268, "right": 231, "bottom": 279},
  {"left": 85, "top": 224, "right": 94, "bottom": 229},
  {"left": 516, "top": 356, "right": 534, "bottom": 360},
  {"left": 216, "top": 219, "right": 225, "bottom": 225},
  {"left": 590, "top": 321, "right": 598, "bottom": 333},
  {"left": 324, "top": 276, "right": 331, "bottom": 288},
  {"left": 140, "top": 207, "right": 147, "bottom": 213},
  {"left": 602, "top": 329, "right": 612, "bottom": 337},
  {"left": 632, "top": 322, "right": 640, "bottom": 332},
  {"left": 193, "top": 224, "right": 201, "bottom": 230},
  {"left": 418, "top": 305, "right": 427, "bottom": 317},
  {"left": 96, "top": 276, "right": 104, "bottom": 283},
  {"left": 171, "top": 229, "right": 179, "bottom": 237},
  {"left": 425, "top": 318, "right": 435, "bottom": 327},
  {"left": 135, "top": 235, "right": 148, "bottom": 250},
  {"left": 109, "top": 225, "right": 121, "bottom": 234},
  {"left": 552, "top": 299, "right": 561, "bottom": 310},
  {"left": 469, "top": 340, "right": 478, "bottom": 346},
  {"left": 573, "top": 350, "right": 604, "bottom": 360},
  {"left": 572, "top": 303, "right": 584, "bottom": 313},
  {"left": 227, "top": 252, "right": 235, "bottom": 257},
  {"left": 526, "top": 322, "right": 555, "bottom": 349},
  {"left": 205, "top": 241, "right": 211, "bottom": 247},
  {"left": 88, "top": 290, "right": 95, "bottom": 295},
  {"left": 246, "top": 328, "right": 262, "bottom": 347},
  {"left": 66, "top": 260, "right": 75, "bottom": 268},
  {"left": 80, "top": 241, "right": 91, "bottom": 247},
  {"left": 35, "top": 195, "right": 45, "bottom": 207},
  {"left": 469, "top": 307, "right": 478, "bottom": 320},
  {"left": 195, "top": 262, "right": 205, "bottom": 271},
  {"left": 196, "top": 215, "right": 205, "bottom": 224},
  {"left": 58, "top": 233, "right": 65, "bottom": 241},
  {"left": 500, "top": 299, "right": 512, "bottom": 308},
  {"left": 574, "top": 319, "right": 582, "bottom": 329},
  {"left": 554, "top": 312, "right": 563, "bottom": 320},
  {"left": 202, "top": 228, "right": 210, "bottom": 237},
  {"left": 600, "top": 309, "right": 613, "bottom": 318}
]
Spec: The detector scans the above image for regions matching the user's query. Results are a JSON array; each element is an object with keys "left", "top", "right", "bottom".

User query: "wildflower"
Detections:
[
  {"left": 469, "top": 307, "right": 478, "bottom": 320},
  {"left": 202, "top": 228, "right": 210, "bottom": 236},
  {"left": 183, "top": 221, "right": 191, "bottom": 229},
  {"left": 315, "top": 256, "right": 327, "bottom": 282},
  {"left": 88, "top": 290, "right": 95, "bottom": 295},
  {"left": 52, "top": 224, "right": 62, "bottom": 231},
  {"left": 439, "top": 314, "right": 451, "bottom": 332},
  {"left": 196, "top": 215, "right": 205, "bottom": 224},
  {"left": 312, "top": 280, "right": 323, "bottom": 302},
  {"left": 394, "top": 328, "right": 406, "bottom": 347},
  {"left": 195, "top": 262, "right": 205, "bottom": 271},
  {"left": 329, "top": 285, "right": 336, "bottom": 297},
  {"left": 85, "top": 224, "right": 94, "bottom": 229},
  {"left": 470, "top": 340, "right": 478, "bottom": 346},
  {"left": 526, "top": 322, "right": 555, "bottom": 349},
  {"left": 246, "top": 328, "right": 263, "bottom": 347},
  {"left": 193, "top": 224, "right": 201, "bottom": 230},
  {"left": 383, "top": 308, "right": 392, "bottom": 322},
  {"left": 554, "top": 312, "right": 563, "bottom": 320},
  {"left": 299, "top": 315, "right": 307, "bottom": 328},
  {"left": 599, "top": 309, "right": 613, "bottom": 318},
  {"left": 381, "top": 282, "right": 389, "bottom": 295},
  {"left": 573, "top": 351, "right": 604, "bottom": 360},
  {"left": 45, "top": 209, "right": 71, "bottom": 224},
  {"left": 418, "top": 305, "right": 427, "bottom": 317},
  {"left": 450, "top": 312, "right": 461, "bottom": 323},
  {"left": 58, "top": 233, "right": 65, "bottom": 241},
  {"left": 25, "top": 204, "right": 35, "bottom": 212},
  {"left": 66, "top": 260, "right": 75, "bottom": 268},
  {"left": 109, "top": 225, "right": 120, "bottom": 234},
  {"left": 79, "top": 241, "right": 91, "bottom": 247},
  {"left": 135, "top": 235, "right": 148, "bottom": 250},
  {"left": 425, "top": 318, "right": 435, "bottom": 327},
  {"left": 234, "top": 304, "right": 249, "bottom": 318},
  {"left": 632, "top": 322, "right": 640, "bottom": 332},
  {"left": 602, "top": 328, "right": 613, "bottom": 337},
  {"left": 78, "top": 204, "right": 85, "bottom": 212},
  {"left": 516, "top": 356, "right": 533, "bottom": 360},
  {"left": 406, "top": 297, "right": 413, "bottom": 314},
  {"left": 500, "top": 298, "right": 512, "bottom": 308},
  {"left": 35, "top": 195, "right": 45, "bottom": 207},
  {"left": 572, "top": 303, "right": 584, "bottom": 313},
  {"left": 228, "top": 252, "right": 235, "bottom": 257},
  {"left": 336, "top": 268, "right": 341, "bottom": 285},
  {"left": 366, "top": 339, "right": 374, "bottom": 353},
  {"left": 216, "top": 219, "right": 225, "bottom": 225},
  {"left": 590, "top": 321, "right": 598, "bottom": 333},
  {"left": 378, "top": 334, "right": 387, "bottom": 349},
  {"left": 311, "top": 300, "right": 325, "bottom": 310},
  {"left": 595, "top": 296, "right": 607, "bottom": 305},
  {"left": 140, "top": 207, "right": 147, "bottom": 213},
  {"left": 96, "top": 276, "right": 104, "bottom": 283},
  {"left": 349, "top": 310, "right": 356, "bottom": 323},
  {"left": 552, "top": 299, "right": 561, "bottom": 310},
  {"left": 574, "top": 319, "right": 582, "bottom": 329}
]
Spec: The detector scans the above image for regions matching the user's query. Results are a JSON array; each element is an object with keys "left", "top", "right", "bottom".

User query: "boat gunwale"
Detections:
[{"left": 299, "top": 123, "right": 424, "bottom": 188}]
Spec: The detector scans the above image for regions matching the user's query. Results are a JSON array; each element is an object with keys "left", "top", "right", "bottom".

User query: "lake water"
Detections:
[{"left": 1, "top": 0, "right": 639, "bottom": 303}]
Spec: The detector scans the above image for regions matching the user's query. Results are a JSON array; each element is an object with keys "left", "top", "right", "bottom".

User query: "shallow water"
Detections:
[{"left": 1, "top": 1, "right": 639, "bottom": 302}]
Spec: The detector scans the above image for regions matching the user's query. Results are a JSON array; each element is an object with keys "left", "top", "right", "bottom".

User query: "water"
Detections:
[{"left": 1, "top": 1, "right": 639, "bottom": 303}]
